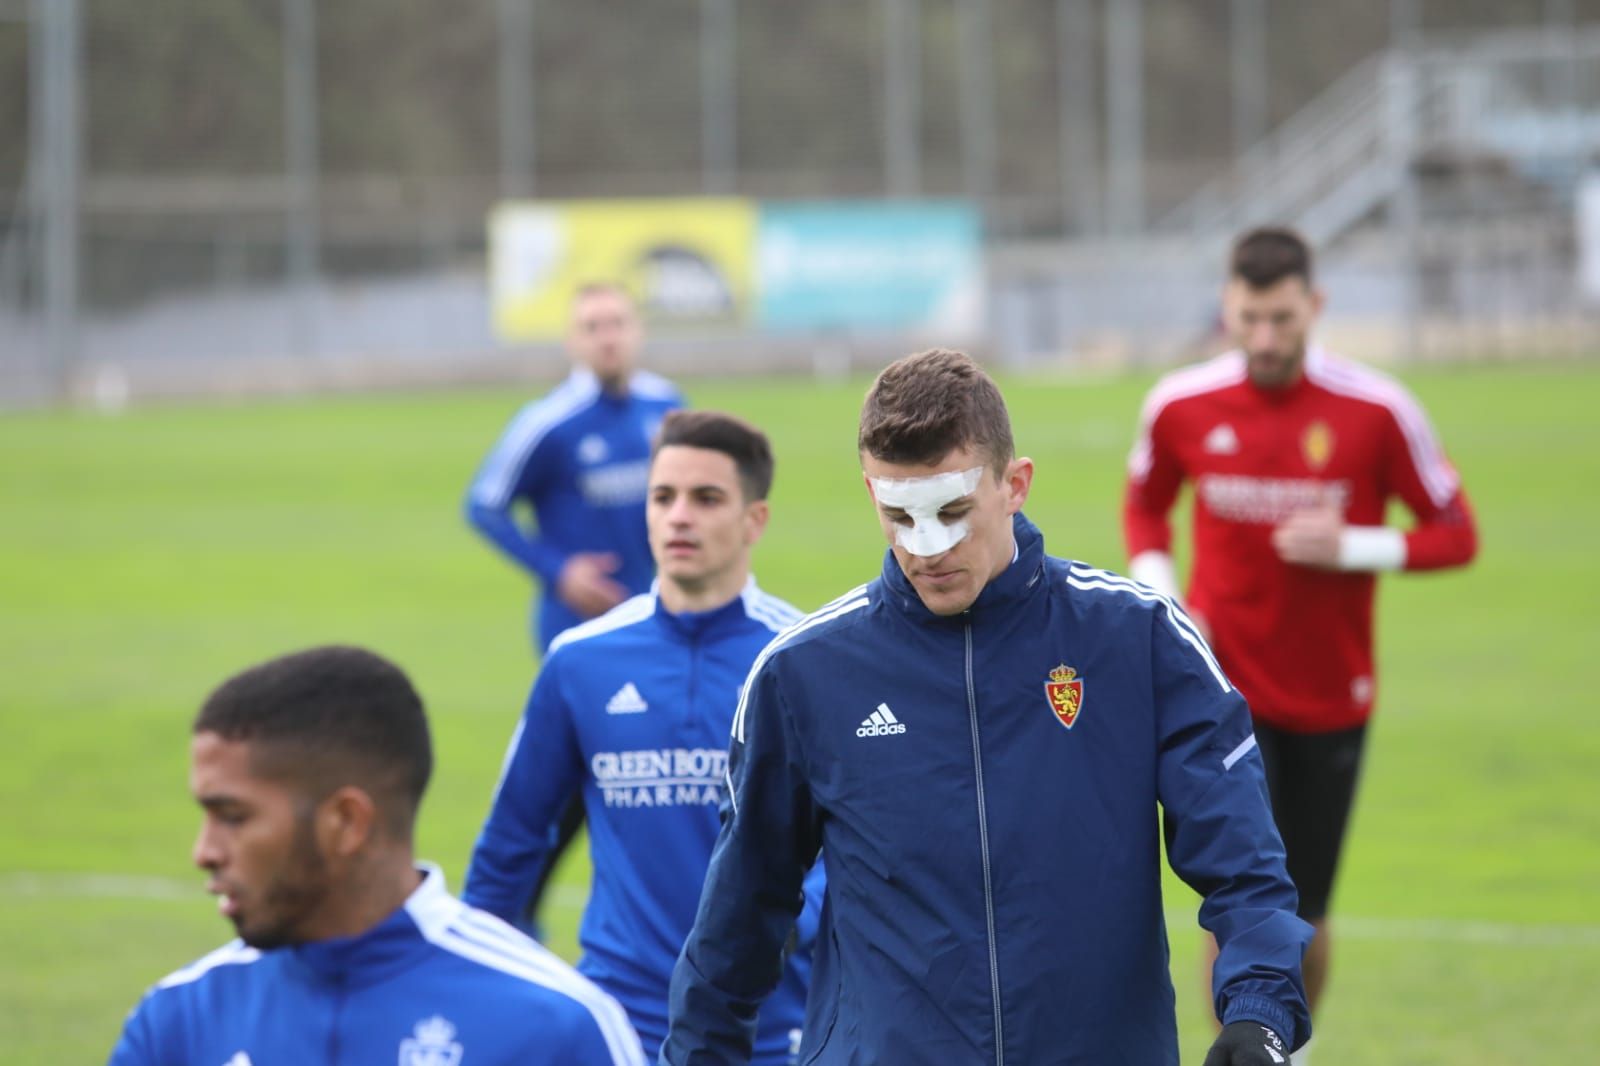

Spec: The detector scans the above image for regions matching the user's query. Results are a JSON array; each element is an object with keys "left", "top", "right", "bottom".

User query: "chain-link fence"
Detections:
[{"left": 2, "top": 0, "right": 1598, "bottom": 405}]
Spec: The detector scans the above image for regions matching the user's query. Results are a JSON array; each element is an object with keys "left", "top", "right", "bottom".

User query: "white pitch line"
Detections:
[
  {"left": 1334, "top": 915, "right": 1600, "bottom": 949},
  {"left": 1162, "top": 908, "right": 1600, "bottom": 948},
  {"left": 0, "top": 872, "right": 591, "bottom": 910},
  {"left": 1, "top": 872, "right": 198, "bottom": 901},
  {"left": 3, "top": 873, "right": 1593, "bottom": 948}
]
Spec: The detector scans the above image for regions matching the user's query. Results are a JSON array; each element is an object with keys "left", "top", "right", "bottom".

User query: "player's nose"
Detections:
[{"left": 191, "top": 821, "right": 224, "bottom": 871}]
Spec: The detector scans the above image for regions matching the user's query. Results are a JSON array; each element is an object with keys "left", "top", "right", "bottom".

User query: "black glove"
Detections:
[{"left": 1202, "top": 1021, "right": 1290, "bottom": 1065}]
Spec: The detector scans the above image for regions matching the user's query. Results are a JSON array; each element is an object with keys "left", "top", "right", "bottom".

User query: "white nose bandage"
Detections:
[{"left": 868, "top": 466, "right": 984, "bottom": 557}]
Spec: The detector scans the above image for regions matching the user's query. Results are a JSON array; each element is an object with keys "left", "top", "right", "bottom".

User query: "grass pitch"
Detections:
[{"left": 2, "top": 362, "right": 1597, "bottom": 1062}]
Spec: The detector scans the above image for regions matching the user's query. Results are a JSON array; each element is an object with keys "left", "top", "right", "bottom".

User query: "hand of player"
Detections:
[
  {"left": 1271, "top": 495, "right": 1343, "bottom": 569},
  {"left": 1201, "top": 1021, "right": 1291, "bottom": 1065},
  {"left": 1187, "top": 607, "right": 1213, "bottom": 646},
  {"left": 556, "top": 552, "right": 628, "bottom": 618}
]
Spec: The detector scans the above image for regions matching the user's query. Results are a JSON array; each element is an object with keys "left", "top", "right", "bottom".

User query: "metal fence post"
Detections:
[
  {"left": 883, "top": 0, "right": 921, "bottom": 198},
  {"left": 1544, "top": 0, "right": 1577, "bottom": 115},
  {"left": 1105, "top": 0, "right": 1143, "bottom": 236},
  {"left": 498, "top": 0, "right": 536, "bottom": 200},
  {"left": 1230, "top": 0, "right": 1266, "bottom": 157},
  {"left": 957, "top": 0, "right": 996, "bottom": 208},
  {"left": 701, "top": 0, "right": 736, "bottom": 195},
  {"left": 283, "top": 0, "right": 320, "bottom": 356},
  {"left": 1057, "top": 0, "right": 1099, "bottom": 237},
  {"left": 1388, "top": 0, "right": 1421, "bottom": 361},
  {"left": 33, "top": 0, "right": 79, "bottom": 397}
]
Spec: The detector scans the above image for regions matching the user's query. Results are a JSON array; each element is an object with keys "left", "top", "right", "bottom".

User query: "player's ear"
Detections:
[
  {"left": 743, "top": 498, "right": 770, "bottom": 545},
  {"left": 1311, "top": 285, "right": 1327, "bottom": 317},
  {"left": 317, "top": 786, "right": 378, "bottom": 858},
  {"left": 1003, "top": 458, "right": 1034, "bottom": 515}
]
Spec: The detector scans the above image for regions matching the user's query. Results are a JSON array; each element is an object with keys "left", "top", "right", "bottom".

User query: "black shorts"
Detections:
[{"left": 1254, "top": 719, "right": 1369, "bottom": 921}]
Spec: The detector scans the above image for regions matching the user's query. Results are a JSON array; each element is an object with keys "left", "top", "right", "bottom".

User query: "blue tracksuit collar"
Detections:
[
  {"left": 881, "top": 512, "right": 1048, "bottom": 623},
  {"left": 651, "top": 576, "right": 769, "bottom": 642},
  {"left": 568, "top": 366, "right": 640, "bottom": 406},
  {"left": 285, "top": 863, "right": 443, "bottom": 985}
]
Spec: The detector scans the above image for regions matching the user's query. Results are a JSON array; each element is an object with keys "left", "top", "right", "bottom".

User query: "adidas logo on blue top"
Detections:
[
  {"left": 856, "top": 703, "right": 906, "bottom": 738},
  {"left": 605, "top": 682, "right": 649, "bottom": 714}
]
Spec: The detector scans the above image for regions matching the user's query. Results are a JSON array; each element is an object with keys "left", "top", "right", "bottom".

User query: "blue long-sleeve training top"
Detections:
[
  {"left": 464, "top": 368, "right": 683, "bottom": 648},
  {"left": 108, "top": 865, "right": 645, "bottom": 1066},
  {"left": 662, "top": 514, "right": 1313, "bottom": 1065},
  {"left": 466, "top": 579, "right": 819, "bottom": 1063}
]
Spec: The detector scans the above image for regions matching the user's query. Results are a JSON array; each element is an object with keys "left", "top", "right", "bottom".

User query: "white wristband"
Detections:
[
  {"left": 1129, "top": 550, "right": 1181, "bottom": 599},
  {"left": 1337, "top": 526, "right": 1407, "bottom": 571}
]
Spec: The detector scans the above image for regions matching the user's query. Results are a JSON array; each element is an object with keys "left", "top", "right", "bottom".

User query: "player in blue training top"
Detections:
[
  {"left": 108, "top": 645, "right": 644, "bottom": 1066},
  {"left": 465, "top": 410, "right": 820, "bottom": 1064},
  {"left": 466, "top": 281, "right": 684, "bottom": 651},
  {"left": 466, "top": 281, "right": 682, "bottom": 943},
  {"left": 662, "top": 350, "right": 1312, "bottom": 1066}
]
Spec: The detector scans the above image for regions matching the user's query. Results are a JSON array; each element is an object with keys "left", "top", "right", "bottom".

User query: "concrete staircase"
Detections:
[{"left": 1158, "top": 27, "right": 1600, "bottom": 249}]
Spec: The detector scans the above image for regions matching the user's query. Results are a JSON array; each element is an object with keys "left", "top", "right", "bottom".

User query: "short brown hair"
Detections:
[
  {"left": 858, "top": 349, "right": 1014, "bottom": 475},
  {"left": 654, "top": 409, "right": 775, "bottom": 502},
  {"left": 194, "top": 646, "right": 432, "bottom": 839},
  {"left": 1230, "top": 227, "right": 1314, "bottom": 289}
]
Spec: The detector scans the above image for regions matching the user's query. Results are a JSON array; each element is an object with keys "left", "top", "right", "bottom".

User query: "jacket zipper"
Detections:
[
  {"left": 687, "top": 632, "right": 700, "bottom": 713},
  {"left": 965, "top": 621, "right": 1004, "bottom": 1065}
]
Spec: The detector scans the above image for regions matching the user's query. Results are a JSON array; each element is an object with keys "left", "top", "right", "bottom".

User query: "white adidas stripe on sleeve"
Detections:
[
  {"left": 1307, "top": 350, "right": 1460, "bottom": 508},
  {"left": 731, "top": 588, "right": 871, "bottom": 743},
  {"left": 154, "top": 941, "right": 262, "bottom": 990},
  {"left": 409, "top": 890, "right": 645, "bottom": 1066},
  {"left": 469, "top": 376, "right": 599, "bottom": 509},
  {"left": 547, "top": 594, "right": 656, "bottom": 654},
  {"left": 1128, "top": 353, "right": 1247, "bottom": 480},
  {"left": 1066, "top": 564, "right": 1232, "bottom": 693}
]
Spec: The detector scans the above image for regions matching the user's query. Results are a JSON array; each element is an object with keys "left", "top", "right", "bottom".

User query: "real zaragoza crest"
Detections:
[
  {"left": 1301, "top": 420, "right": 1335, "bottom": 470},
  {"left": 1045, "top": 664, "right": 1084, "bottom": 730}
]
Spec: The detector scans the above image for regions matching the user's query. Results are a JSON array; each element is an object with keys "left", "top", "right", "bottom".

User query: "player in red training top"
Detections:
[{"left": 1123, "top": 227, "right": 1476, "bottom": 1055}]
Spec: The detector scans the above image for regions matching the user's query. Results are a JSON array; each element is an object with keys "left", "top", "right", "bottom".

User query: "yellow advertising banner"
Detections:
[{"left": 491, "top": 198, "right": 757, "bottom": 340}]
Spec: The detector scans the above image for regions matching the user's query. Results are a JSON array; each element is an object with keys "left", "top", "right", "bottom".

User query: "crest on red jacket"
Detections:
[
  {"left": 1302, "top": 420, "right": 1335, "bottom": 470},
  {"left": 1046, "top": 664, "right": 1084, "bottom": 730}
]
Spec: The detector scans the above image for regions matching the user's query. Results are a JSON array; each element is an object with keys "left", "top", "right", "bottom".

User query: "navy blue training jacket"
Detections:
[
  {"left": 663, "top": 514, "right": 1311, "bottom": 1065},
  {"left": 465, "top": 580, "right": 820, "bottom": 1063},
  {"left": 109, "top": 866, "right": 645, "bottom": 1066}
]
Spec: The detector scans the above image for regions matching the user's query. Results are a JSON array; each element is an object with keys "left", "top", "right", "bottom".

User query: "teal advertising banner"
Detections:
[{"left": 756, "top": 201, "right": 983, "bottom": 333}]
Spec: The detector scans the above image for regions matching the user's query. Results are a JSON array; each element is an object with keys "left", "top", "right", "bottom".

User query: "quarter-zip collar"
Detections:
[
  {"left": 1243, "top": 343, "right": 1325, "bottom": 406},
  {"left": 568, "top": 366, "right": 637, "bottom": 406},
  {"left": 652, "top": 576, "right": 765, "bottom": 643},
  {"left": 285, "top": 863, "right": 442, "bottom": 986}
]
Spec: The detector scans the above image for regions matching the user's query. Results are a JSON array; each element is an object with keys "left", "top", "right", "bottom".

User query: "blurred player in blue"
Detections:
[
  {"left": 465, "top": 410, "right": 819, "bottom": 1063},
  {"left": 108, "top": 645, "right": 644, "bottom": 1066},
  {"left": 466, "top": 281, "right": 684, "bottom": 651},
  {"left": 465, "top": 281, "right": 684, "bottom": 939}
]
